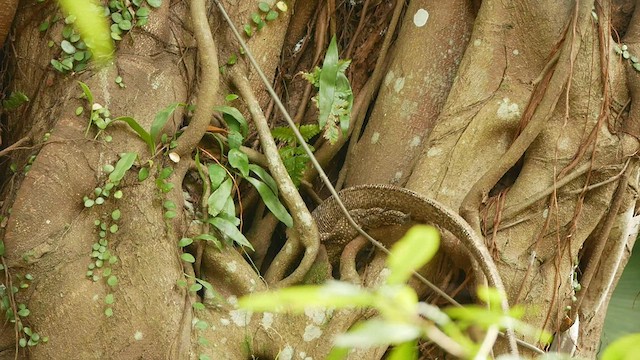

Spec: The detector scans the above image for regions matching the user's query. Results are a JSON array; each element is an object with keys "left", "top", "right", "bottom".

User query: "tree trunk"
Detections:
[{"left": 0, "top": 0, "right": 637, "bottom": 359}]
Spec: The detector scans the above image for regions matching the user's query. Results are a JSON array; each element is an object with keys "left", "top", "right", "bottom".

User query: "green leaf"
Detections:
[
  {"left": 238, "top": 281, "right": 372, "bottom": 312},
  {"left": 111, "top": 209, "right": 121, "bottom": 220},
  {"left": 109, "top": 153, "right": 137, "bottom": 183},
  {"left": 181, "top": 253, "right": 195, "bottom": 263},
  {"left": 214, "top": 106, "right": 248, "bottom": 138},
  {"left": 190, "top": 283, "right": 203, "bottom": 292},
  {"left": 258, "top": 2, "right": 270, "bottom": 12},
  {"left": 61, "top": 40, "right": 76, "bottom": 54},
  {"left": 279, "top": 146, "right": 311, "bottom": 187},
  {"left": 208, "top": 164, "right": 227, "bottom": 190},
  {"left": 195, "top": 319, "right": 208, "bottom": 330},
  {"left": 265, "top": 10, "right": 278, "bottom": 21},
  {"left": 111, "top": 12, "right": 123, "bottom": 23},
  {"left": 207, "top": 178, "right": 233, "bottom": 217},
  {"left": 251, "top": 12, "right": 261, "bottom": 25},
  {"left": 318, "top": 36, "right": 340, "bottom": 129},
  {"left": 326, "top": 347, "right": 349, "bottom": 360},
  {"left": 78, "top": 81, "right": 93, "bottom": 105},
  {"left": 271, "top": 126, "right": 297, "bottom": 143},
  {"left": 1, "top": 91, "right": 29, "bottom": 110},
  {"left": 105, "top": 307, "right": 113, "bottom": 317},
  {"left": 336, "top": 70, "right": 353, "bottom": 136},
  {"left": 387, "top": 341, "right": 418, "bottom": 360},
  {"left": 164, "top": 210, "right": 177, "bottom": 219},
  {"left": 334, "top": 320, "right": 421, "bottom": 348},
  {"left": 476, "top": 286, "right": 507, "bottom": 310},
  {"left": 113, "top": 116, "right": 154, "bottom": 153},
  {"left": 386, "top": 225, "right": 440, "bottom": 285},
  {"left": 158, "top": 167, "right": 173, "bottom": 180},
  {"left": 57, "top": 0, "right": 114, "bottom": 64},
  {"left": 192, "top": 276, "right": 216, "bottom": 295},
  {"left": 248, "top": 164, "right": 278, "bottom": 195},
  {"left": 194, "top": 233, "right": 215, "bottom": 241},
  {"left": 39, "top": 21, "right": 50, "bottom": 32},
  {"left": 209, "top": 217, "right": 254, "bottom": 250},
  {"left": 136, "top": 7, "right": 150, "bottom": 17},
  {"left": 221, "top": 197, "right": 237, "bottom": 222},
  {"left": 178, "top": 237, "right": 193, "bottom": 247},
  {"left": 227, "top": 130, "right": 244, "bottom": 149},
  {"left": 602, "top": 333, "right": 640, "bottom": 360},
  {"left": 228, "top": 148, "right": 249, "bottom": 177},
  {"left": 243, "top": 24, "right": 253, "bottom": 37},
  {"left": 147, "top": 0, "right": 162, "bottom": 8},
  {"left": 245, "top": 177, "right": 293, "bottom": 228},
  {"left": 105, "top": 294, "right": 114, "bottom": 304},
  {"left": 194, "top": 234, "right": 221, "bottom": 249},
  {"left": 151, "top": 103, "right": 183, "bottom": 143},
  {"left": 299, "top": 124, "right": 321, "bottom": 141},
  {"left": 118, "top": 20, "right": 132, "bottom": 31},
  {"left": 107, "top": 275, "right": 118, "bottom": 287},
  {"left": 138, "top": 167, "right": 150, "bottom": 181}
]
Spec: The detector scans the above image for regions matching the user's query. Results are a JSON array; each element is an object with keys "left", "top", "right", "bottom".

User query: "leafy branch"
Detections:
[{"left": 302, "top": 36, "right": 353, "bottom": 145}]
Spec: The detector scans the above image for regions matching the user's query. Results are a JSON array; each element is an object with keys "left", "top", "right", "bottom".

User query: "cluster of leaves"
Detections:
[
  {"left": 243, "top": 1, "right": 288, "bottom": 37},
  {"left": 35, "top": 3, "right": 89, "bottom": 70},
  {"left": 106, "top": 0, "right": 159, "bottom": 40},
  {"left": 46, "top": 14, "right": 95, "bottom": 73},
  {"left": 45, "top": 0, "right": 160, "bottom": 73},
  {"left": 220, "top": 1, "right": 288, "bottom": 72},
  {"left": 614, "top": 43, "right": 640, "bottom": 72},
  {"left": 0, "top": 266, "right": 48, "bottom": 348},
  {"left": 176, "top": 274, "right": 218, "bottom": 359},
  {"left": 153, "top": 166, "right": 176, "bottom": 201},
  {"left": 8, "top": 154, "right": 36, "bottom": 176},
  {"left": 79, "top": 81, "right": 182, "bottom": 155},
  {"left": 271, "top": 124, "right": 320, "bottom": 186},
  {"left": 302, "top": 36, "right": 353, "bottom": 145},
  {"left": 217, "top": 106, "right": 293, "bottom": 223},
  {"left": 168, "top": 102, "right": 294, "bottom": 259},
  {"left": 114, "top": 101, "right": 183, "bottom": 156},
  {"left": 1, "top": 91, "right": 29, "bottom": 111},
  {"left": 239, "top": 225, "right": 548, "bottom": 359},
  {"left": 78, "top": 82, "right": 113, "bottom": 140},
  {"left": 84, "top": 153, "right": 135, "bottom": 317}
]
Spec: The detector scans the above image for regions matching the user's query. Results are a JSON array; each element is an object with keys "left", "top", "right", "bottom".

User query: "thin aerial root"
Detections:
[
  {"left": 339, "top": 236, "right": 368, "bottom": 283},
  {"left": 174, "top": 0, "right": 220, "bottom": 157}
]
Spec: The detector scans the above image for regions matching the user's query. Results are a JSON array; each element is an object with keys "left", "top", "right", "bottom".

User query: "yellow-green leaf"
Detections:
[
  {"left": 386, "top": 225, "right": 439, "bottom": 285},
  {"left": 57, "top": 0, "right": 113, "bottom": 64}
]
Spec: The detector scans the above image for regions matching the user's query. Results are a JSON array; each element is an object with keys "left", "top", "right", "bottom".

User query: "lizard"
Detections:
[{"left": 312, "top": 183, "right": 518, "bottom": 354}]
